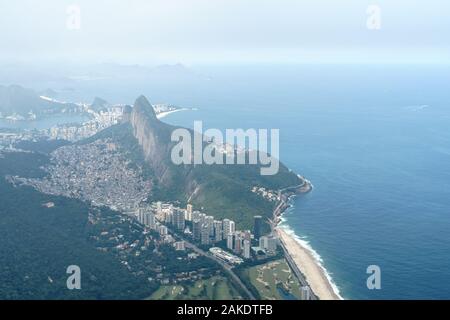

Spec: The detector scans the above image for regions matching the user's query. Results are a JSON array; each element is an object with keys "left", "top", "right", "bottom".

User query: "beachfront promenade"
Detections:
[
  {"left": 277, "top": 232, "right": 319, "bottom": 300},
  {"left": 272, "top": 179, "right": 341, "bottom": 300}
]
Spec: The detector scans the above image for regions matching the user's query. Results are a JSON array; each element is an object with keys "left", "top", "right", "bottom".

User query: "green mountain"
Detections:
[{"left": 88, "top": 95, "right": 302, "bottom": 230}]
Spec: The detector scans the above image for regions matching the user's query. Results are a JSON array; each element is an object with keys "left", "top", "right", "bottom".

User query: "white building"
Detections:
[
  {"left": 159, "top": 225, "right": 168, "bottom": 236},
  {"left": 144, "top": 212, "right": 156, "bottom": 229},
  {"left": 243, "top": 239, "right": 251, "bottom": 259},
  {"left": 186, "top": 204, "right": 193, "bottom": 221},
  {"left": 209, "top": 247, "right": 243, "bottom": 265},
  {"left": 223, "top": 219, "right": 235, "bottom": 236},
  {"left": 300, "top": 286, "right": 312, "bottom": 300},
  {"left": 174, "top": 241, "right": 185, "bottom": 251}
]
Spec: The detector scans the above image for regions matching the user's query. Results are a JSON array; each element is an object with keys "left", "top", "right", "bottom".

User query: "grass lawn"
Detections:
[
  {"left": 148, "top": 276, "right": 241, "bottom": 300},
  {"left": 245, "top": 259, "right": 302, "bottom": 300}
]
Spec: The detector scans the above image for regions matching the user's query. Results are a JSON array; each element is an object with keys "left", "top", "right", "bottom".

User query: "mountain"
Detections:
[
  {"left": 89, "top": 95, "right": 303, "bottom": 230},
  {"left": 0, "top": 85, "right": 79, "bottom": 119},
  {"left": 90, "top": 97, "right": 110, "bottom": 112},
  {"left": 39, "top": 88, "right": 59, "bottom": 99}
]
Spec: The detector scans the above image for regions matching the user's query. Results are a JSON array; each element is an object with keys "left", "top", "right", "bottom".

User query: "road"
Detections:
[
  {"left": 167, "top": 228, "right": 256, "bottom": 300},
  {"left": 184, "top": 241, "right": 256, "bottom": 300},
  {"left": 277, "top": 234, "right": 318, "bottom": 300},
  {"left": 272, "top": 179, "right": 319, "bottom": 300}
]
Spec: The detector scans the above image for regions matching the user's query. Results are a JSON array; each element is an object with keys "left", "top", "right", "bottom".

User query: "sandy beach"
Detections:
[
  {"left": 276, "top": 227, "right": 342, "bottom": 300},
  {"left": 156, "top": 108, "right": 189, "bottom": 119}
]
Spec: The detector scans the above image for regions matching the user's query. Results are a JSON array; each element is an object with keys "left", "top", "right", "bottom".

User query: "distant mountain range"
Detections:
[{"left": 0, "top": 85, "right": 80, "bottom": 119}]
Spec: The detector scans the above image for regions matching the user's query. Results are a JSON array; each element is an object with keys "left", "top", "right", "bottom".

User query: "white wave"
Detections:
[
  {"left": 278, "top": 219, "right": 344, "bottom": 300},
  {"left": 404, "top": 104, "right": 430, "bottom": 111},
  {"left": 156, "top": 108, "right": 191, "bottom": 119}
]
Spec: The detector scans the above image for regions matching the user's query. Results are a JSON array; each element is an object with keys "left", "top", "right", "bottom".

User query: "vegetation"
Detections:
[
  {"left": 239, "top": 259, "right": 303, "bottom": 300},
  {"left": 85, "top": 120, "right": 301, "bottom": 230},
  {"left": 148, "top": 276, "right": 241, "bottom": 300}
]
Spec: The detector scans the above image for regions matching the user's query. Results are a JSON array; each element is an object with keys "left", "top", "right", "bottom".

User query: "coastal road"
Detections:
[
  {"left": 183, "top": 241, "right": 257, "bottom": 300},
  {"left": 272, "top": 179, "right": 319, "bottom": 300},
  {"left": 277, "top": 231, "right": 318, "bottom": 300},
  {"left": 166, "top": 227, "right": 256, "bottom": 300}
]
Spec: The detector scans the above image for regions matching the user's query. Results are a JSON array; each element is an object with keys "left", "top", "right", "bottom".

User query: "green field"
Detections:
[
  {"left": 148, "top": 276, "right": 242, "bottom": 300},
  {"left": 244, "top": 259, "right": 303, "bottom": 300}
]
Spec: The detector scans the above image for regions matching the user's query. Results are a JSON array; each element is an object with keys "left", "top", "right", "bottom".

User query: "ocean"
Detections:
[
  {"left": 158, "top": 64, "right": 450, "bottom": 300},
  {"left": 0, "top": 114, "right": 89, "bottom": 130},
  {"left": 16, "top": 64, "right": 450, "bottom": 299}
]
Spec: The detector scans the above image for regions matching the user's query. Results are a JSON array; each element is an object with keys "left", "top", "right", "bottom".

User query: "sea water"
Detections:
[
  {"left": 160, "top": 64, "right": 450, "bottom": 299},
  {"left": 31, "top": 64, "right": 450, "bottom": 299}
]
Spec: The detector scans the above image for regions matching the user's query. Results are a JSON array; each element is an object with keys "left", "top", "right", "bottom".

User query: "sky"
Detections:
[{"left": 0, "top": 0, "right": 449, "bottom": 65}]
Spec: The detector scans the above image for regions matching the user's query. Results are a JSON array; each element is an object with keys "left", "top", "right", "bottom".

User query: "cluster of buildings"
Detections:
[
  {"left": 18, "top": 139, "right": 152, "bottom": 213},
  {"left": 251, "top": 186, "right": 280, "bottom": 202},
  {"left": 136, "top": 205, "right": 186, "bottom": 252},
  {"left": 46, "top": 106, "right": 124, "bottom": 141},
  {"left": 0, "top": 131, "right": 45, "bottom": 150},
  {"left": 151, "top": 203, "right": 280, "bottom": 263}
]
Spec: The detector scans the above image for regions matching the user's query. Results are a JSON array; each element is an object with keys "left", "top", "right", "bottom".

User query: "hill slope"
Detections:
[
  {"left": 0, "top": 85, "right": 80, "bottom": 119},
  {"left": 89, "top": 95, "right": 303, "bottom": 229}
]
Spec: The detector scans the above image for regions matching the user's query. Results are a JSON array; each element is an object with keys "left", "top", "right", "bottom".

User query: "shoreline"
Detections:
[
  {"left": 274, "top": 179, "right": 343, "bottom": 300},
  {"left": 156, "top": 108, "right": 190, "bottom": 119}
]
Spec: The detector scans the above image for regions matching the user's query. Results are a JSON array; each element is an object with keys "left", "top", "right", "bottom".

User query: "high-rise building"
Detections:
[
  {"left": 200, "top": 224, "right": 211, "bottom": 245},
  {"left": 213, "top": 220, "right": 223, "bottom": 242},
  {"left": 192, "top": 219, "right": 202, "bottom": 241},
  {"left": 144, "top": 212, "right": 156, "bottom": 229},
  {"left": 243, "top": 230, "right": 252, "bottom": 241},
  {"left": 229, "top": 220, "right": 235, "bottom": 234},
  {"left": 259, "top": 236, "right": 269, "bottom": 249},
  {"left": 227, "top": 233, "right": 234, "bottom": 250},
  {"left": 137, "top": 208, "right": 145, "bottom": 225},
  {"left": 186, "top": 204, "right": 193, "bottom": 220},
  {"left": 234, "top": 233, "right": 242, "bottom": 254},
  {"left": 243, "top": 239, "right": 251, "bottom": 259},
  {"left": 253, "top": 215, "right": 263, "bottom": 239},
  {"left": 300, "top": 286, "right": 311, "bottom": 300},
  {"left": 266, "top": 236, "right": 278, "bottom": 252},
  {"left": 205, "top": 216, "right": 214, "bottom": 236},
  {"left": 164, "top": 210, "right": 173, "bottom": 224},
  {"left": 156, "top": 201, "right": 162, "bottom": 214},
  {"left": 174, "top": 209, "right": 186, "bottom": 231},
  {"left": 198, "top": 213, "right": 206, "bottom": 224},
  {"left": 223, "top": 219, "right": 235, "bottom": 236}
]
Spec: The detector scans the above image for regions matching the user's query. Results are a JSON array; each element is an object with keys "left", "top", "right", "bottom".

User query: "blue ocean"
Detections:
[
  {"left": 160, "top": 65, "right": 450, "bottom": 300},
  {"left": 25, "top": 64, "right": 450, "bottom": 299}
]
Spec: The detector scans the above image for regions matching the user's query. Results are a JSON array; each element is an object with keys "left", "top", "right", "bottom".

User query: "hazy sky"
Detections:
[{"left": 0, "top": 0, "right": 449, "bottom": 65}]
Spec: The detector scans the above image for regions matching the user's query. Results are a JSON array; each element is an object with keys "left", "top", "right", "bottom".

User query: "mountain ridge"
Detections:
[{"left": 115, "top": 95, "right": 303, "bottom": 229}]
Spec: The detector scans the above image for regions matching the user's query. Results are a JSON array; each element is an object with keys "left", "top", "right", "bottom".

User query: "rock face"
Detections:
[
  {"left": 126, "top": 95, "right": 190, "bottom": 188},
  {"left": 120, "top": 95, "right": 302, "bottom": 229}
]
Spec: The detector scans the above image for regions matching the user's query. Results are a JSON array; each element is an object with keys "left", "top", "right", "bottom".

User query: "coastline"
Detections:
[
  {"left": 274, "top": 179, "right": 343, "bottom": 300},
  {"left": 156, "top": 108, "right": 190, "bottom": 119}
]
